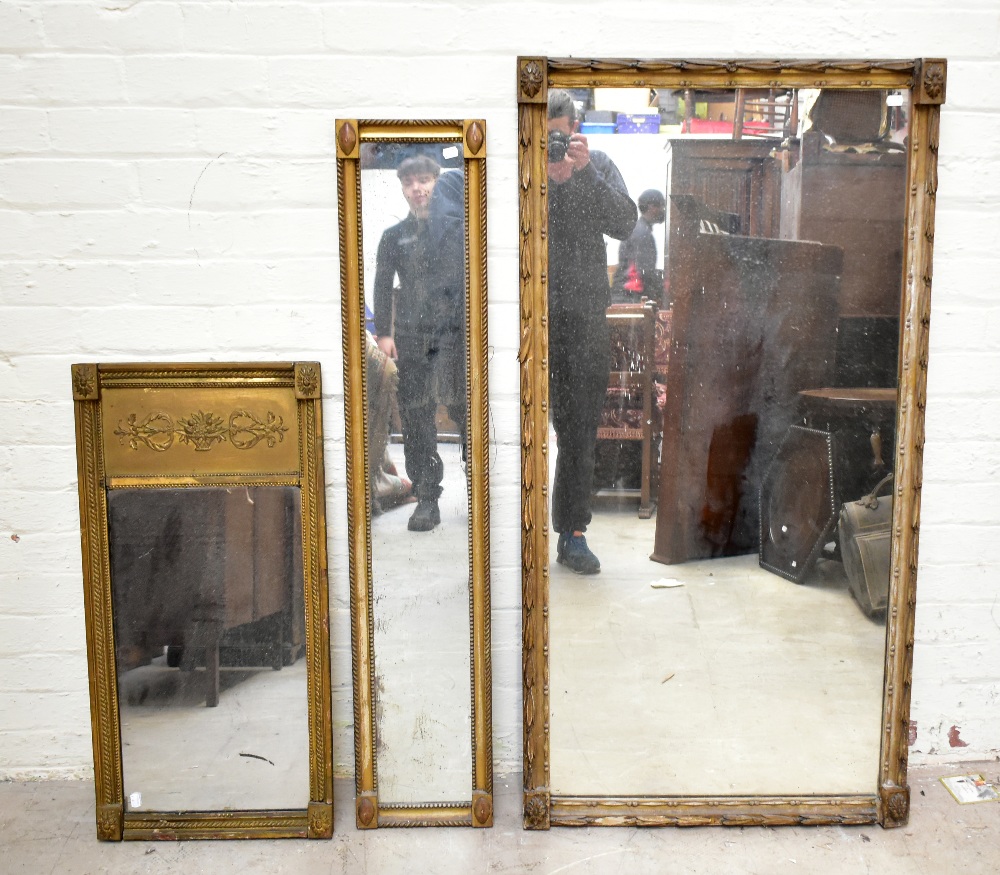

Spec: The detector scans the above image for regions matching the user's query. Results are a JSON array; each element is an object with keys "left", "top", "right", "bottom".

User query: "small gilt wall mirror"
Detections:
[
  {"left": 72, "top": 362, "right": 333, "bottom": 840},
  {"left": 517, "top": 57, "right": 945, "bottom": 828},
  {"left": 336, "top": 118, "right": 493, "bottom": 828}
]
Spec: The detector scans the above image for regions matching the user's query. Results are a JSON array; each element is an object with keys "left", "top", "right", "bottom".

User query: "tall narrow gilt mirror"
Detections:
[
  {"left": 337, "top": 119, "right": 493, "bottom": 828},
  {"left": 518, "top": 58, "right": 945, "bottom": 828},
  {"left": 72, "top": 362, "right": 333, "bottom": 840}
]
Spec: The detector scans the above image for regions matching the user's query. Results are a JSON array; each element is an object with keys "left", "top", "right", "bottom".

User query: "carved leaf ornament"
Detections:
[{"left": 115, "top": 409, "right": 288, "bottom": 452}]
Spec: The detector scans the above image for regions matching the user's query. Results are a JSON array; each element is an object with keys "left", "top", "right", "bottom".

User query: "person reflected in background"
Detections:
[
  {"left": 547, "top": 89, "right": 638, "bottom": 574},
  {"left": 611, "top": 188, "right": 666, "bottom": 303},
  {"left": 373, "top": 155, "right": 466, "bottom": 532}
]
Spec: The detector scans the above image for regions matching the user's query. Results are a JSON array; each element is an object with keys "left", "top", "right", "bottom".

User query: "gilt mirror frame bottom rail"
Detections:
[
  {"left": 516, "top": 57, "right": 945, "bottom": 829},
  {"left": 71, "top": 361, "right": 333, "bottom": 840},
  {"left": 336, "top": 118, "right": 493, "bottom": 828}
]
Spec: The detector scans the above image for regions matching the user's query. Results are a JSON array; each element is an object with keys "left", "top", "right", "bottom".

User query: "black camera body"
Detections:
[{"left": 548, "top": 130, "right": 571, "bottom": 163}]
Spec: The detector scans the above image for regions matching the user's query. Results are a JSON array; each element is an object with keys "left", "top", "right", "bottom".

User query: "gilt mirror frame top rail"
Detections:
[
  {"left": 71, "top": 361, "right": 333, "bottom": 840},
  {"left": 336, "top": 118, "right": 493, "bottom": 828},
  {"left": 517, "top": 57, "right": 945, "bottom": 829}
]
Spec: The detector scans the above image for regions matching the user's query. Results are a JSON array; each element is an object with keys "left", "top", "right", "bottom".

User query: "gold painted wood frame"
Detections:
[
  {"left": 337, "top": 119, "right": 493, "bottom": 828},
  {"left": 517, "top": 58, "right": 945, "bottom": 829},
  {"left": 72, "top": 362, "right": 333, "bottom": 840}
]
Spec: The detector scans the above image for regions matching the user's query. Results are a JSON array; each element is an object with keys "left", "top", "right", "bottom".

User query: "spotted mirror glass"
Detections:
[
  {"left": 518, "top": 58, "right": 945, "bottom": 829},
  {"left": 337, "top": 119, "right": 493, "bottom": 829},
  {"left": 72, "top": 362, "right": 332, "bottom": 840}
]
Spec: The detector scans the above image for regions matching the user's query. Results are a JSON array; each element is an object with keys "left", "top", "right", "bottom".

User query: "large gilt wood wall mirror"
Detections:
[
  {"left": 71, "top": 362, "right": 333, "bottom": 840},
  {"left": 336, "top": 119, "right": 493, "bottom": 828},
  {"left": 517, "top": 58, "right": 945, "bottom": 828}
]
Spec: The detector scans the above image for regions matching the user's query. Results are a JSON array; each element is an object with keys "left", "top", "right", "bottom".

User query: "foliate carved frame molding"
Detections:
[
  {"left": 72, "top": 362, "right": 333, "bottom": 840},
  {"left": 517, "top": 57, "right": 945, "bottom": 829},
  {"left": 337, "top": 119, "right": 493, "bottom": 828}
]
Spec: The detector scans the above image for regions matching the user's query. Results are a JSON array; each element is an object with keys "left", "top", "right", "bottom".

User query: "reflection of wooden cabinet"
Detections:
[
  {"left": 652, "top": 212, "right": 842, "bottom": 566},
  {"left": 779, "top": 133, "right": 906, "bottom": 317},
  {"left": 218, "top": 487, "right": 304, "bottom": 671},
  {"left": 110, "top": 487, "right": 302, "bottom": 707},
  {"left": 665, "top": 138, "right": 780, "bottom": 278}
]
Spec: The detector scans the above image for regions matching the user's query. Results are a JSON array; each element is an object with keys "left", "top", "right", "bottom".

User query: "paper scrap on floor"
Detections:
[
  {"left": 651, "top": 578, "right": 684, "bottom": 589},
  {"left": 940, "top": 774, "right": 1000, "bottom": 804}
]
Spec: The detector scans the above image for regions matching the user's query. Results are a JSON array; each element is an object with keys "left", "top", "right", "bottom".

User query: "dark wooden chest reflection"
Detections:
[{"left": 109, "top": 486, "right": 303, "bottom": 708}]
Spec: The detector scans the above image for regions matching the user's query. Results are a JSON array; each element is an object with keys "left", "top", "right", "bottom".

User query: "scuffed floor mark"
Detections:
[
  {"left": 908, "top": 720, "right": 918, "bottom": 745},
  {"left": 948, "top": 725, "right": 969, "bottom": 747}
]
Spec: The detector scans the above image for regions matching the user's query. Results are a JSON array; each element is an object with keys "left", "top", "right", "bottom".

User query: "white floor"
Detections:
[
  {"left": 118, "top": 657, "right": 309, "bottom": 812},
  {"left": 369, "top": 441, "right": 473, "bottom": 805},
  {"left": 549, "top": 494, "right": 887, "bottom": 797},
  {"left": 3, "top": 763, "right": 998, "bottom": 874}
]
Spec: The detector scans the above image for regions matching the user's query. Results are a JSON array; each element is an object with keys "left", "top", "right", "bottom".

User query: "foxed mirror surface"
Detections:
[
  {"left": 338, "top": 118, "right": 492, "bottom": 828},
  {"left": 519, "top": 59, "right": 943, "bottom": 826},
  {"left": 547, "top": 84, "right": 906, "bottom": 797},
  {"left": 110, "top": 485, "right": 307, "bottom": 813},
  {"left": 72, "top": 362, "right": 333, "bottom": 840},
  {"left": 361, "top": 140, "right": 472, "bottom": 804}
]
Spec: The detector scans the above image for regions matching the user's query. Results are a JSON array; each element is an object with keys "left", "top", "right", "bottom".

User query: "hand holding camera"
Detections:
[{"left": 547, "top": 130, "right": 590, "bottom": 183}]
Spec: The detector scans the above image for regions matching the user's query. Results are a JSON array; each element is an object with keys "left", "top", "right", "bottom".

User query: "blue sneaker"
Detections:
[{"left": 557, "top": 532, "right": 601, "bottom": 575}]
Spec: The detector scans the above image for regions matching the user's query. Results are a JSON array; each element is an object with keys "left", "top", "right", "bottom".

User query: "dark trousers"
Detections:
[
  {"left": 395, "top": 329, "right": 467, "bottom": 502},
  {"left": 549, "top": 308, "right": 610, "bottom": 534}
]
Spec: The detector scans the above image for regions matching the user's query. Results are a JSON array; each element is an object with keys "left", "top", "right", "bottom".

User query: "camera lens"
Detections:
[{"left": 548, "top": 131, "right": 569, "bottom": 163}]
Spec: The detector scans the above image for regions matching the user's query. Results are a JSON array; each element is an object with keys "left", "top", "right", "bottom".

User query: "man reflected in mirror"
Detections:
[
  {"left": 611, "top": 188, "right": 666, "bottom": 303},
  {"left": 547, "top": 89, "right": 638, "bottom": 573},
  {"left": 373, "top": 155, "right": 466, "bottom": 532}
]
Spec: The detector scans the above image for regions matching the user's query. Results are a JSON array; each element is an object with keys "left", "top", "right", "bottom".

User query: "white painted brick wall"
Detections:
[{"left": 1, "top": 0, "right": 998, "bottom": 783}]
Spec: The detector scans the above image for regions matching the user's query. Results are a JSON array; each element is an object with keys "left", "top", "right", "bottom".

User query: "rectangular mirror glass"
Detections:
[
  {"left": 518, "top": 58, "right": 945, "bottom": 828},
  {"left": 337, "top": 119, "right": 493, "bottom": 828},
  {"left": 72, "top": 363, "right": 333, "bottom": 840},
  {"left": 110, "top": 485, "right": 306, "bottom": 813}
]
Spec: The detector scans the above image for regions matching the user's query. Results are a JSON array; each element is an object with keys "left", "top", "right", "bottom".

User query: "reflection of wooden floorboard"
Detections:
[
  {"left": 549, "top": 501, "right": 885, "bottom": 797},
  {"left": 370, "top": 442, "right": 473, "bottom": 805}
]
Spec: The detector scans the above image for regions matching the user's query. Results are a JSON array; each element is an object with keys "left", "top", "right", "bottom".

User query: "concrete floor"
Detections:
[
  {"left": 548, "top": 443, "right": 889, "bottom": 796},
  {"left": 550, "top": 523, "right": 885, "bottom": 797},
  {"left": 21, "top": 442, "right": 996, "bottom": 870},
  {"left": 370, "top": 442, "right": 472, "bottom": 805},
  {"left": 2, "top": 762, "right": 998, "bottom": 874}
]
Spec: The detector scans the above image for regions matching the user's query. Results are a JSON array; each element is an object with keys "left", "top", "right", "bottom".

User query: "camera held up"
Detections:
[{"left": 548, "top": 130, "right": 571, "bottom": 163}]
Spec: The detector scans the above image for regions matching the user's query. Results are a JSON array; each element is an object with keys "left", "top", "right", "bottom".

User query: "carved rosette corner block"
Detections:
[
  {"left": 337, "top": 119, "right": 359, "bottom": 159},
  {"left": 916, "top": 59, "right": 947, "bottom": 105},
  {"left": 96, "top": 803, "right": 123, "bottom": 841},
  {"left": 295, "top": 362, "right": 321, "bottom": 399},
  {"left": 356, "top": 794, "right": 377, "bottom": 829},
  {"left": 307, "top": 801, "right": 333, "bottom": 838},
  {"left": 523, "top": 791, "right": 550, "bottom": 830},
  {"left": 464, "top": 119, "right": 486, "bottom": 158},
  {"left": 472, "top": 791, "right": 493, "bottom": 828},
  {"left": 72, "top": 363, "right": 99, "bottom": 401},
  {"left": 880, "top": 785, "right": 910, "bottom": 827},
  {"left": 518, "top": 57, "right": 546, "bottom": 103}
]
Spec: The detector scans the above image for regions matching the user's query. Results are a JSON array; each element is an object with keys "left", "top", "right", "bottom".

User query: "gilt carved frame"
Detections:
[
  {"left": 72, "top": 361, "right": 333, "bottom": 840},
  {"left": 336, "top": 119, "right": 493, "bottom": 828},
  {"left": 517, "top": 57, "right": 945, "bottom": 828}
]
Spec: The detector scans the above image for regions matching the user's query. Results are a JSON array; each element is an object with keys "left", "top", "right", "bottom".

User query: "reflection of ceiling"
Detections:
[{"left": 359, "top": 141, "right": 464, "bottom": 170}]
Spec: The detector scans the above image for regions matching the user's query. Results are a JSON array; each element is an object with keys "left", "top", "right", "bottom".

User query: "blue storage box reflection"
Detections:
[{"left": 616, "top": 113, "right": 660, "bottom": 133}]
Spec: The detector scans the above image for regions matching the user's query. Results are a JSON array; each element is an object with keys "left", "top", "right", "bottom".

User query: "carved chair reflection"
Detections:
[{"left": 595, "top": 300, "right": 660, "bottom": 518}]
